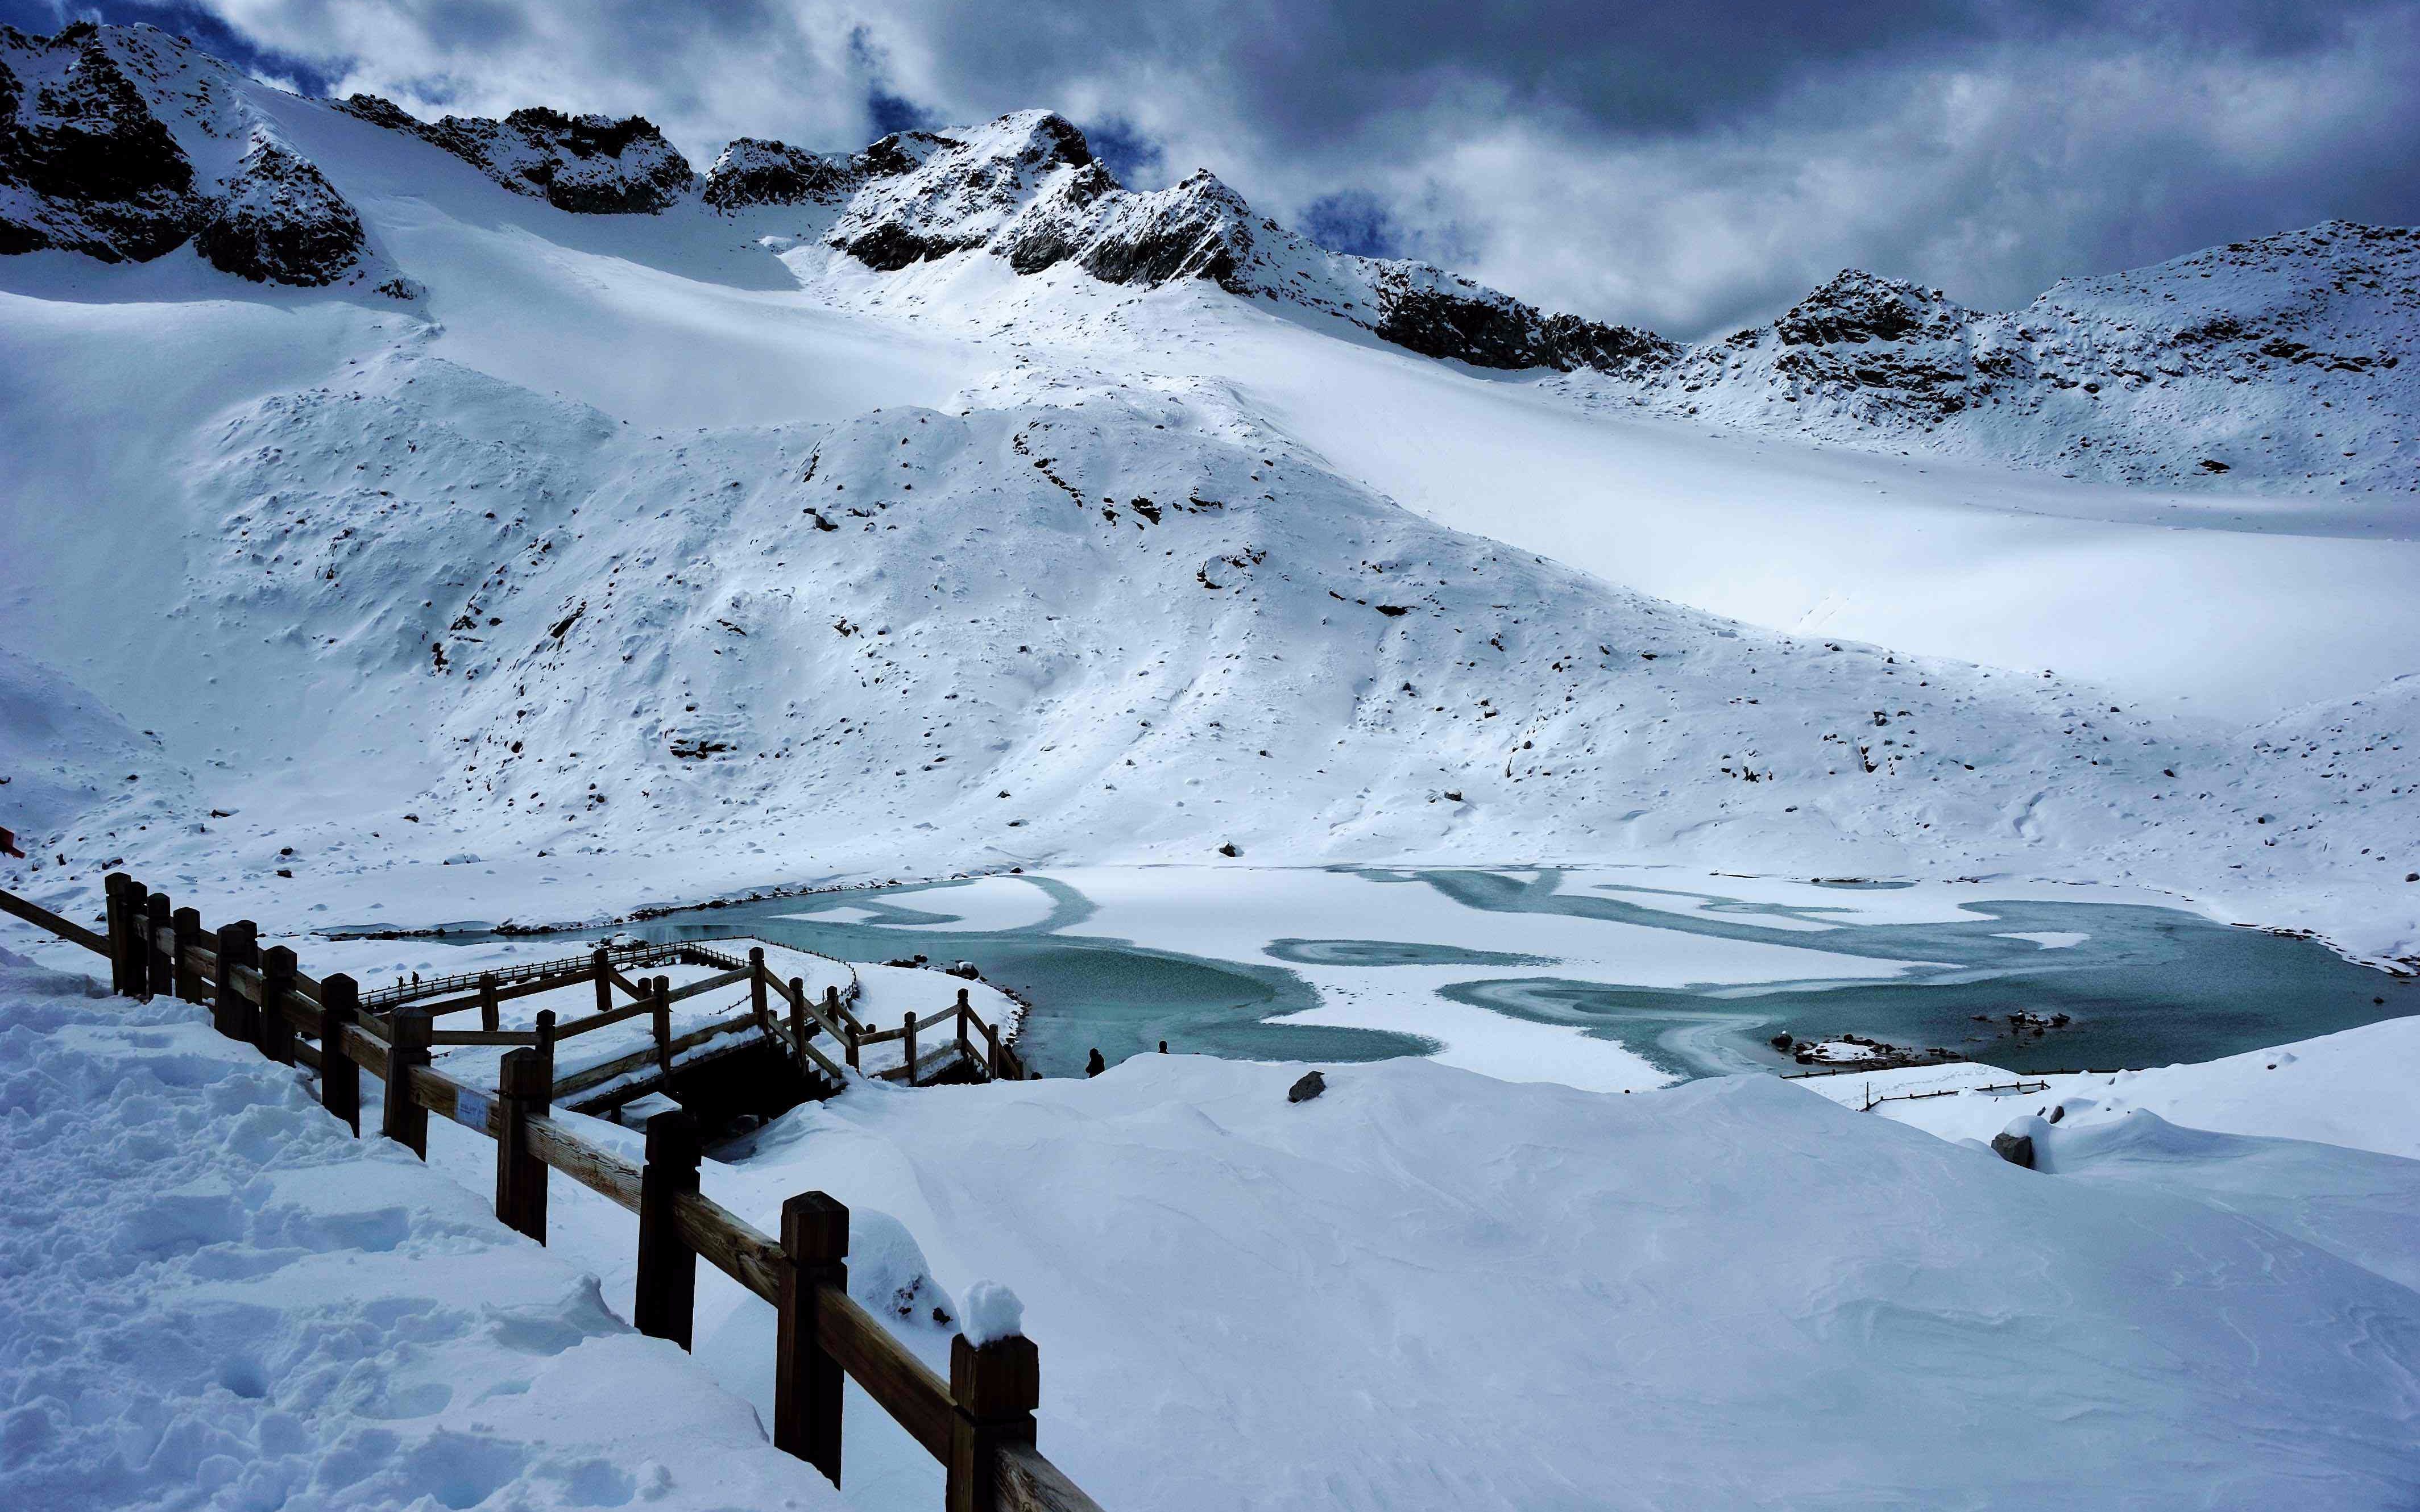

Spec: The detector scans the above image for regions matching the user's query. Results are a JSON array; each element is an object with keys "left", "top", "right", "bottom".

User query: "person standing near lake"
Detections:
[{"left": 1087, "top": 1048, "right": 1105, "bottom": 1077}]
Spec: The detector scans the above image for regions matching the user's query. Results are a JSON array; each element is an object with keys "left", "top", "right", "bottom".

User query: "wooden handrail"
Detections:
[
  {"left": 0, "top": 887, "right": 109, "bottom": 954},
  {"left": 998, "top": 1442, "right": 1109, "bottom": 1512},
  {"left": 9, "top": 875, "right": 1099, "bottom": 1511}
]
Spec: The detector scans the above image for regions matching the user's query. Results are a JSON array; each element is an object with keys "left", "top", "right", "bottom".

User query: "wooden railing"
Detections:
[{"left": 2, "top": 875, "right": 1103, "bottom": 1512}]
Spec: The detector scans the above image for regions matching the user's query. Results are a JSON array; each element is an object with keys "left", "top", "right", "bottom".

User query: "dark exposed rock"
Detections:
[
  {"left": 342, "top": 94, "right": 693, "bottom": 214},
  {"left": 1990, "top": 1131, "right": 2035, "bottom": 1169},
  {"left": 702, "top": 136, "right": 859, "bottom": 210},
  {"left": 194, "top": 138, "right": 362, "bottom": 285},
  {"left": 1287, "top": 1070, "right": 1327, "bottom": 1103},
  {"left": 0, "top": 24, "right": 196, "bottom": 261}
]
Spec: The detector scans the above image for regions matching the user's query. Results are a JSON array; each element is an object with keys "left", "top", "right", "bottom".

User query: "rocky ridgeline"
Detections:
[
  {"left": 0, "top": 22, "right": 364, "bottom": 285},
  {"left": 1617, "top": 224, "right": 2420, "bottom": 489},
  {"left": 728, "top": 109, "right": 1678, "bottom": 377},
  {"left": 337, "top": 95, "right": 693, "bottom": 213},
  {"left": 6, "top": 23, "right": 2413, "bottom": 487}
]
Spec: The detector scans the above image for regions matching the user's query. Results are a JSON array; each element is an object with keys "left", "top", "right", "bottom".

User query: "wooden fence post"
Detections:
[
  {"left": 789, "top": 977, "right": 806, "bottom": 1052},
  {"left": 103, "top": 873, "right": 129, "bottom": 995},
  {"left": 127, "top": 880, "right": 154, "bottom": 999},
  {"left": 982, "top": 1018, "right": 1004, "bottom": 1081},
  {"left": 319, "top": 973, "right": 362, "bottom": 1135},
  {"left": 214, "top": 920, "right": 258, "bottom": 1040},
  {"left": 956, "top": 988, "right": 972, "bottom": 1063},
  {"left": 256, "top": 945, "right": 297, "bottom": 1065},
  {"left": 776, "top": 1191, "right": 848, "bottom": 1482},
  {"left": 592, "top": 949, "right": 612, "bottom": 1015},
  {"left": 536, "top": 1009, "right": 557, "bottom": 1087},
  {"left": 750, "top": 948, "right": 769, "bottom": 1028},
  {"left": 171, "top": 906, "right": 202, "bottom": 1001},
  {"left": 903, "top": 1011, "right": 919, "bottom": 1087},
  {"left": 948, "top": 1332, "right": 1041, "bottom": 1512},
  {"left": 382, "top": 1007, "right": 432, "bottom": 1157},
  {"left": 634, "top": 1110, "right": 701, "bottom": 1348},
  {"left": 146, "top": 891, "right": 173, "bottom": 1002},
  {"left": 478, "top": 972, "right": 500, "bottom": 1034},
  {"left": 652, "top": 976, "right": 673, "bottom": 1079},
  {"left": 495, "top": 1048, "right": 550, "bottom": 1244}
]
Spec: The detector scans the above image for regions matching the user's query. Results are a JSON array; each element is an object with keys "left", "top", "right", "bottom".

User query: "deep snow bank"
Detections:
[
  {"left": 690, "top": 1052, "right": 2420, "bottom": 1510},
  {"left": 0, "top": 949, "right": 843, "bottom": 1512}
]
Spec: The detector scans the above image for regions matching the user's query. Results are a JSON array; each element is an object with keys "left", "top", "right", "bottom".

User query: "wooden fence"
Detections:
[{"left": 0, "top": 875, "right": 1102, "bottom": 1512}]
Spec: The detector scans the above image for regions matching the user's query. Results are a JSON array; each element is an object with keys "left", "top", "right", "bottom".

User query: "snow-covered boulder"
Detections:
[{"left": 194, "top": 136, "right": 362, "bottom": 285}]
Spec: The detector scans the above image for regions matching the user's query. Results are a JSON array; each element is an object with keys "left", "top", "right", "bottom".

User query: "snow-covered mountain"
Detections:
[
  {"left": 1593, "top": 225, "right": 2420, "bottom": 492},
  {"left": 0, "top": 20, "right": 2413, "bottom": 967}
]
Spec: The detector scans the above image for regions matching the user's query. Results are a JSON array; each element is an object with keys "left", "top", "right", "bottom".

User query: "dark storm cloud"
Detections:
[{"left": 69, "top": 1, "right": 2420, "bottom": 335}]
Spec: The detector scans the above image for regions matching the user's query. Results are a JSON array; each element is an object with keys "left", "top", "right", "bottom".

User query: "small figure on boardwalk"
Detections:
[{"left": 1085, "top": 1047, "right": 1105, "bottom": 1077}]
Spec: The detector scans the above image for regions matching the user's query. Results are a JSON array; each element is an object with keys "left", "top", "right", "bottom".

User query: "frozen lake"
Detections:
[{"left": 624, "top": 868, "right": 2417, "bottom": 1089}]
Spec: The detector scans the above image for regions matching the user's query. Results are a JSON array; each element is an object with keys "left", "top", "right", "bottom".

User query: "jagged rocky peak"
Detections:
[
  {"left": 1, "top": 20, "right": 374, "bottom": 288},
  {"left": 828, "top": 109, "right": 1096, "bottom": 269},
  {"left": 195, "top": 136, "right": 362, "bottom": 285},
  {"left": 341, "top": 95, "right": 694, "bottom": 213},
  {"left": 702, "top": 137, "right": 857, "bottom": 209},
  {"left": 699, "top": 128, "right": 963, "bottom": 211},
  {"left": 0, "top": 22, "right": 197, "bottom": 260},
  {"left": 1772, "top": 269, "right": 1972, "bottom": 347},
  {"left": 812, "top": 108, "right": 1676, "bottom": 377}
]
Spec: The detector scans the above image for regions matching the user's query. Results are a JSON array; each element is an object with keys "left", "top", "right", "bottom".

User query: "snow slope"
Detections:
[
  {"left": 1802, "top": 1009, "right": 2420, "bottom": 1161},
  {"left": 0, "top": 946, "right": 846, "bottom": 1512},
  {"left": 635, "top": 1047, "right": 2420, "bottom": 1510},
  {"left": 0, "top": 22, "right": 2414, "bottom": 970}
]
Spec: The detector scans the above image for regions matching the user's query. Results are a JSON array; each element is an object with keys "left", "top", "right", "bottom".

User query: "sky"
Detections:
[{"left": 13, "top": 0, "right": 2420, "bottom": 337}]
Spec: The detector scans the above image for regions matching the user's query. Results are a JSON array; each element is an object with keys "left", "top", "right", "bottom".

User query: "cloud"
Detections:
[{"left": 44, "top": 0, "right": 2420, "bottom": 336}]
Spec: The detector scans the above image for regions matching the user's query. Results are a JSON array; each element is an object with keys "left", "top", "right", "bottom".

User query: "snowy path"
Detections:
[{"left": 0, "top": 947, "right": 845, "bottom": 1512}]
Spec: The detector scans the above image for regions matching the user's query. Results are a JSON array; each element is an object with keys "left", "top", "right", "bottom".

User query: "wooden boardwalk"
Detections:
[{"left": 0, "top": 877, "right": 1098, "bottom": 1512}]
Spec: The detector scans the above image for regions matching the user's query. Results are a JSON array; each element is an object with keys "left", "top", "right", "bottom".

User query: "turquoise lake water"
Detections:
[{"left": 614, "top": 870, "right": 2416, "bottom": 1079}]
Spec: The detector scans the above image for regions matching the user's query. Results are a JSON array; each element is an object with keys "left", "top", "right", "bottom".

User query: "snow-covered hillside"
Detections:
[
  {"left": 0, "top": 19, "right": 2414, "bottom": 970},
  {"left": 1595, "top": 223, "right": 2420, "bottom": 496}
]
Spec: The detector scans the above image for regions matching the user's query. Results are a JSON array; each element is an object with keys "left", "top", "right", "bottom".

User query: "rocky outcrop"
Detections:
[
  {"left": 822, "top": 110, "right": 1675, "bottom": 377},
  {"left": 1370, "top": 264, "right": 1677, "bottom": 375},
  {"left": 828, "top": 112, "right": 1093, "bottom": 269},
  {"left": 194, "top": 138, "right": 361, "bottom": 285},
  {"left": 0, "top": 23, "right": 196, "bottom": 261},
  {"left": 702, "top": 136, "right": 860, "bottom": 210},
  {"left": 341, "top": 95, "right": 693, "bottom": 213}
]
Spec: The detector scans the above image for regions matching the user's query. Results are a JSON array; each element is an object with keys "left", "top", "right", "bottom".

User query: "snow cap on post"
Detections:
[{"left": 961, "top": 1280, "right": 1025, "bottom": 1346}]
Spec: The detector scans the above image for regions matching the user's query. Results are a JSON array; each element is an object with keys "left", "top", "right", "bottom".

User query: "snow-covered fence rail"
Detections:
[
  {"left": 1, "top": 877, "right": 1105, "bottom": 1512},
  {"left": 360, "top": 936, "right": 686, "bottom": 1009}
]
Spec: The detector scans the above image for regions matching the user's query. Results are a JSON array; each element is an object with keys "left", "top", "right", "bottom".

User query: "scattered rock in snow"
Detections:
[{"left": 1288, "top": 1070, "right": 1327, "bottom": 1103}]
